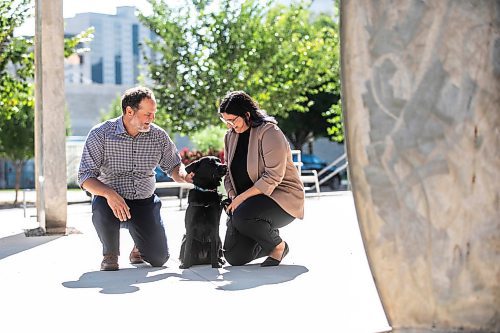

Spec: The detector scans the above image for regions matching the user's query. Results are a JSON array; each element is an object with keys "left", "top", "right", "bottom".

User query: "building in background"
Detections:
[{"left": 64, "top": 6, "right": 155, "bottom": 86}]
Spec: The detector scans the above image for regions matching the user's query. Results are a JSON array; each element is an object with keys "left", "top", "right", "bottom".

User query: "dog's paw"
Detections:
[
  {"left": 212, "top": 263, "right": 223, "bottom": 268},
  {"left": 179, "top": 263, "right": 190, "bottom": 269}
]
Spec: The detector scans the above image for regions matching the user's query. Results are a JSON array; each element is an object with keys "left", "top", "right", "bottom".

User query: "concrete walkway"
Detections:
[{"left": 0, "top": 191, "right": 390, "bottom": 333}]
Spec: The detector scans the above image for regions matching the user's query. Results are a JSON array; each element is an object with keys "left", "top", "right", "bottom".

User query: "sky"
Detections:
[
  {"left": 16, "top": 0, "right": 153, "bottom": 36},
  {"left": 62, "top": 0, "right": 152, "bottom": 17}
]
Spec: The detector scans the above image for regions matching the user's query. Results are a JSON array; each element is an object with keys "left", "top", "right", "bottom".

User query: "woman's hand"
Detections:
[
  {"left": 226, "top": 195, "right": 244, "bottom": 215},
  {"left": 226, "top": 187, "right": 262, "bottom": 214}
]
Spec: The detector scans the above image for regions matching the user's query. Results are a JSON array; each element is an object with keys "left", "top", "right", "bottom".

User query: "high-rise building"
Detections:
[{"left": 64, "top": 6, "right": 154, "bottom": 85}]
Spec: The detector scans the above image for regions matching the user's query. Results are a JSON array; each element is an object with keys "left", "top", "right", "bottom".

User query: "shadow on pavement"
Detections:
[
  {"left": 0, "top": 233, "right": 61, "bottom": 260},
  {"left": 218, "top": 264, "right": 309, "bottom": 291},
  {"left": 62, "top": 267, "right": 182, "bottom": 294},
  {"left": 179, "top": 264, "right": 309, "bottom": 291}
]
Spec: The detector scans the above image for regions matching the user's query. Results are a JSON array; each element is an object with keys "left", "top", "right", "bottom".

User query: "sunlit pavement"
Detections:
[{"left": 0, "top": 191, "right": 390, "bottom": 333}]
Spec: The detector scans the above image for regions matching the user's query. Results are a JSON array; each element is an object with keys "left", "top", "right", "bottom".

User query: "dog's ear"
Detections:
[{"left": 185, "top": 159, "right": 200, "bottom": 174}]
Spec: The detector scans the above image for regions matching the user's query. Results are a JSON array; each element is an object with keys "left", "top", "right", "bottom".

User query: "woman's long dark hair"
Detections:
[{"left": 218, "top": 91, "right": 277, "bottom": 127}]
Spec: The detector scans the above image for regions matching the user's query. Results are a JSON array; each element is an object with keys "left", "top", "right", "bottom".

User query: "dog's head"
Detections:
[{"left": 185, "top": 156, "right": 228, "bottom": 190}]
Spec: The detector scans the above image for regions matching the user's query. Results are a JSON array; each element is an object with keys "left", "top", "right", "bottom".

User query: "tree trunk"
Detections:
[
  {"left": 289, "top": 131, "right": 314, "bottom": 151},
  {"left": 307, "top": 140, "right": 314, "bottom": 154}
]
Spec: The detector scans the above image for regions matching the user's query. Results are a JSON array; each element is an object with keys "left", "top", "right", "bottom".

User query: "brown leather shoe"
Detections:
[
  {"left": 101, "top": 254, "right": 119, "bottom": 271},
  {"left": 129, "top": 245, "right": 144, "bottom": 264}
]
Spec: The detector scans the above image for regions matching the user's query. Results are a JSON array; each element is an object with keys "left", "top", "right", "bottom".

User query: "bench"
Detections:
[
  {"left": 155, "top": 182, "right": 194, "bottom": 209},
  {"left": 291, "top": 150, "right": 321, "bottom": 194}
]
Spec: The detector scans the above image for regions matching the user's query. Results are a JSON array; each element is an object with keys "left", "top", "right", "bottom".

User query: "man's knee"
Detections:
[{"left": 146, "top": 253, "right": 169, "bottom": 267}]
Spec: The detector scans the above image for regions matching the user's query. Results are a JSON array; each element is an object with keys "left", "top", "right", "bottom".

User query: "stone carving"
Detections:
[{"left": 341, "top": 1, "right": 499, "bottom": 331}]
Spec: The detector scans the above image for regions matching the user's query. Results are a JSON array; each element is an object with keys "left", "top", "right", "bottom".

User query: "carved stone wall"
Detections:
[{"left": 340, "top": 1, "right": 499, "bottom": 331}]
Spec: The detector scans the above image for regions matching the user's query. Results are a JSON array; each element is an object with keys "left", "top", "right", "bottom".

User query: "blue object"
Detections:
[
  {"left": 292, "top": 153, "right": 345, "bottom": 190},
  {"left": 154, "top": 166, "right": 173, "bottom": 182}
]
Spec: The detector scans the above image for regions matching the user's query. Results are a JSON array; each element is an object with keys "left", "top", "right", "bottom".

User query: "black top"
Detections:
[{"left": 230, "top": 128, "right": 254, "bottom": 195}]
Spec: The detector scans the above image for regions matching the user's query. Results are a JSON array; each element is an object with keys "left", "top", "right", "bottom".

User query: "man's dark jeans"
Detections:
[{"left": 92, "top": 194, "right": 169, "bottom": 267}]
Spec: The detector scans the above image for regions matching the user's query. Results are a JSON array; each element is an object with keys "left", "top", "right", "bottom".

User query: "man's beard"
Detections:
[
  {"left": 138, "top": 125, "right": 151, "bottom": 133},
  {"left": 131, "top": 117, "right": 151, "bottom": 133}
]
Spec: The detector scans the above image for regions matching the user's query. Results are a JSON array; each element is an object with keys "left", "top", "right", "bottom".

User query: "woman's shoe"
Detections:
[{"left": 261, "top": 242, "right": 289, "bottom": 267}]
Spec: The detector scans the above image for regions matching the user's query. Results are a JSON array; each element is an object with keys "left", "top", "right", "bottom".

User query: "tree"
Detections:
[
  {"left": 99, "top": 94, "right": 123, "bottom": 122},
  {"left": 0, "top": 0, "right": 93, "bottom": 204},
  {"left": 0, "top": 1, "right": 33, "bottom": 121},
  {"left": 278, "top": 90, "right": 340, "bottom": 151},
  {"left": 140, "top": 0, "right": 341, "bottom": 138},
  {"left": 276, "top": 6, "right": 344, "bottom": 150},
  {"left": 190, "top": 125, "right": 225, "bottom": 153}
]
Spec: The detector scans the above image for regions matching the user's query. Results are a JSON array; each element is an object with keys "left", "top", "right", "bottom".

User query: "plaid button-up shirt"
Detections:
[{"left": 78, "top": 116, "right": 181, "bottom": 200}]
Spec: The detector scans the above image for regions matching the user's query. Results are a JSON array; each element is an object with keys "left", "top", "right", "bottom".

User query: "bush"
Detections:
[
  {"left": 179, "top": 147, "right": 224, "bottom": 165},
  {"left": 180, "top": 125, "right": 226, "bottom": 165},
  {"left": 190, "top": 125, "right": 225, "bottom": 153}
]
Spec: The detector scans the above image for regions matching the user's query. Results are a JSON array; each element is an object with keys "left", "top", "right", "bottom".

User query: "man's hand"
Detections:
[
  {"left": 82, "top": 178, "right": 131, "bottom": 222},
  {"left": 171, "top": 164, "right": 194, "bottom": 183},
  {"left": 106, "top": 191, "right": 131, "bottom": 222},
  {"left": 184, "top": 172, "right": 194, "bottom": 183}
]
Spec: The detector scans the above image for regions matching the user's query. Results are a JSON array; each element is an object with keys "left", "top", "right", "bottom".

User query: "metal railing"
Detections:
[{"left": 317, "top": 153, "right": 348, "bottom": 186}]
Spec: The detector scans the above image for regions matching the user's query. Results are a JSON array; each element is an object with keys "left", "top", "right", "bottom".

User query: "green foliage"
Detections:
[
  {"left": 64, "top": 27, "right": 94, "bottom": 58},
  {"left": 0, "top": 0, "right": 34, "bottom": 165},
  {"left": 0, "top": 1, "right": 34, "bottom": 124},
  {"left": 278, "top": 90, "right": 340, "bottom": 149},
  {"left": 324, "top": 99, "right": 344, "bottom": 143},
  {"left": 0, "top": 0, "right": 94, "bottom": 198},
  {"left": 0, "top": 84, "right": 34, "bottom": 161},
  {"left": 140, "top": 0, "right": 342, "bottom": 138},
  {"left": 100, "top": 94, "right": 123, "bottom": 121},
  {"left": 190, "top": 125, "right": 226, "bottom": 153}
]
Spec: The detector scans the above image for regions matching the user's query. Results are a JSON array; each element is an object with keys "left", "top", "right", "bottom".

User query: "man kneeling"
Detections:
[{"left": 78, "top": 86, "right": 192, "bottom": 271}]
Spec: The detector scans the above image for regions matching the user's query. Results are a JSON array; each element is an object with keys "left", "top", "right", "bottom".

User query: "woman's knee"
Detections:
[
  {"left": 231, "top": 212, "right": 253, "bottom": 234},
  {"left": 224, "top": 250, "right": 250, "bottom": 266}
]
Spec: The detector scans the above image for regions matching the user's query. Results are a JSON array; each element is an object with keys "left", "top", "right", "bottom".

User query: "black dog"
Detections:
[{"left": 179, "top": 156, "right": 228, "bottom": 269}]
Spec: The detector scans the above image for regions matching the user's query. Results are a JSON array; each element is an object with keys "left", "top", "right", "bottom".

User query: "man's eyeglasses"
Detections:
[{"left": 220, "top": 115, "right": 240, "bottom": 127}]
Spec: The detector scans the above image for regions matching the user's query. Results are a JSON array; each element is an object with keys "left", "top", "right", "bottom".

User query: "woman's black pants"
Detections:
[
  {"left": 223, "top": 194, "right": 294, "bottom": 266},
  {"left": 91, "top": 194, "right": 169, "bottom": 267}
]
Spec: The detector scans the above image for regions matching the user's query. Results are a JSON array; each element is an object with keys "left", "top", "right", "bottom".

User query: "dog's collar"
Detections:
[{"left": 193, "top": 185, "right": 218, "bottom": 193}]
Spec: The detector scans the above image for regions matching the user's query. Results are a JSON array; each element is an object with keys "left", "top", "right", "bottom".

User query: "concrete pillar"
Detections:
[
  {"left": 34, "top": 0, "right": 67, "bottom": 234},
  {"left": 340, "top": 0, "right": 499, "bottom": 332}
]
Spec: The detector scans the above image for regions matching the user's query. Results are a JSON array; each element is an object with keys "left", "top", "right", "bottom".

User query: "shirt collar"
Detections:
[
  {"left": 113, "top": 116, "right": 130, "bottom": 137},
  {"left": 114, "top": 116, "right": 153, "bottom": 138}
]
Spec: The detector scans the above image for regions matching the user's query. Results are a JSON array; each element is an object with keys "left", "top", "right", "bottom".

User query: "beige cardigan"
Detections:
[{"left": 224, "top": 122, "right": 305, "bottom": 219}]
